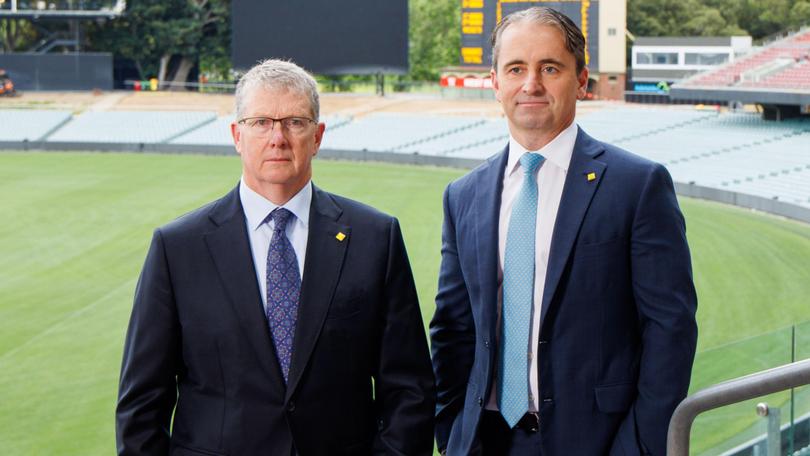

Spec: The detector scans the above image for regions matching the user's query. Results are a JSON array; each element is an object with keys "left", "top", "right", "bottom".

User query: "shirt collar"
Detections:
[
  {"left": 505, "top": 122, "right": 578, "bottom": 177},
  {"left": 239, "top": 177, "right": 312, "bottom": 231}
]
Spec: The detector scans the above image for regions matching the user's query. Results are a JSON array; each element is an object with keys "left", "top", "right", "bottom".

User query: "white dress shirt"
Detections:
[
  {"left": 239, "top": 178, "right": 311, "bottom": 312},
  {"left": 486, "top": 122, "right": 578, "bottom": 412}
]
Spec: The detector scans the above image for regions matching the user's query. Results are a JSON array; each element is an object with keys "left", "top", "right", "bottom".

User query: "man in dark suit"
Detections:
[
  {"left": 116, "top": 59, "right": 435, "bottom": 456},
  {"left": 430, "top": 8, "right": 698, "bottom": 455}
]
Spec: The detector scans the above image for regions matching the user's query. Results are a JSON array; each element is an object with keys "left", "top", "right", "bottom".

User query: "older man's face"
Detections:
[
  {"left": 491, "top": 21, "right": 588, "bottom": 146},
  {"left": 231, "top": 86, "right": 324, "bottom": 203}
]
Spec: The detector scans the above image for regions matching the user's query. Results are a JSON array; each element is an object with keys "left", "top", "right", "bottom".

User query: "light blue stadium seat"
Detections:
[
  {"left": 0, "top": 110, "right": 73, "bottom": 141},
  {"left": 47, "top": 111, "right": 218, "bottom": 144}
]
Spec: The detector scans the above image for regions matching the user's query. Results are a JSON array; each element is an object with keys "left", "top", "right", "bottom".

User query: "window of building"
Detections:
[
  {"left": 636, "top": 52, "right": 679, "bottom": 65},
  {"left": 684, "top": 53, "right": 729, "bottom": 65},
  {"left": 608, "top": 27, "right": 617, "bottom": 36}
]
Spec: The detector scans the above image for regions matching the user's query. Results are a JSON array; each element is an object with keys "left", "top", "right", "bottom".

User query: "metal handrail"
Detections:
[{"left": 667, "top": 358, "right": 810, "bottom": 455}]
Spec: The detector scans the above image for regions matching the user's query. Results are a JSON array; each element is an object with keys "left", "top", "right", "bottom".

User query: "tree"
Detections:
[
  {"left": 789, "top": 1, "right": 810, "bottom": 28},
  {"left": 408, "top": 0, "right": 460, "bottom": 81},
  {"left": 86, "top": 0, "right": 230, "bottom": 86},
  {"left": 0, "top": 19, "right": 37, "bottom": 52},
  {"left": 683, "top": 7, "right": 746, "bottom": 36},
  {"left": 629, "top": 0, "right": 807, "bottom": 40}
]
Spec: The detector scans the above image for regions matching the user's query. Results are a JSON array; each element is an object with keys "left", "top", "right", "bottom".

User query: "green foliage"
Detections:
[
  {"left": 0, "top": 18, "right": 38, "bottom": 52},
  {"left": 408, "top": 0, "right": 461, "bottom": 81},
  {"left": 86, "top": 0, "right": 230, "bottom": 81},
  {"left": 789, "top": 1, "right": 810, "bottom": 28},
  {"left": 629, "top": 0, "right": 808, "bottom": 40}
]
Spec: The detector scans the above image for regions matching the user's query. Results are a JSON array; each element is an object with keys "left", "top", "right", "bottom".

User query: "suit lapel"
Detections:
[
  {"left": 540, "top": 129, "right": 606, "bottom": 326},
  {"left": 285, "top": 185, "right": 349, "bottom": 400},
  {"left": 475, "top": 147, "right": 509, "bottom": 343},
  {"left": 203, "top": 186, "right": 285, "bottom": 389}
]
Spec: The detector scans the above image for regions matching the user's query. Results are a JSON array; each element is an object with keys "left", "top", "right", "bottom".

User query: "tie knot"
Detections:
[
  {"left": 520, "top": 153, "right": 545, "bottom": 175},
  {"left": 267, "top": 208, "right": 294, "bottom": 232}
]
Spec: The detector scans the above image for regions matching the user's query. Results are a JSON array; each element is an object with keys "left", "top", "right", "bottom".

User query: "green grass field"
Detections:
[{"left": 1, "top": 151, "right": 809, "bottom": 454}]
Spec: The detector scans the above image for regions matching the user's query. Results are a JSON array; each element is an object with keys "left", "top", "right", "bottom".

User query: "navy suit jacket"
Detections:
[
  {"left": 430, "top": 128, "right": 698, "bottom": 455},
  {"left": 116, "top": 184, "right": 435, "bottom": 456}
]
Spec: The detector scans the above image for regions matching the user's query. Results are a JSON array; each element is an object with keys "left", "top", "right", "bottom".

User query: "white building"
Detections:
[{"left": 631, "top": 36, "right": 752, "bottom": 90}]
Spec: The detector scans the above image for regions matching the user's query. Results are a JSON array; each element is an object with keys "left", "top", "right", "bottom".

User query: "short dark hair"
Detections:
[{"left": 490, "top": 7, "right": 587, "bottom": 74}]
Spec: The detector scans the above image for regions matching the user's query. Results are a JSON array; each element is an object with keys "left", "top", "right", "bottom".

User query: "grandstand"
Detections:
[
  {"left": 0, "top": 110, "right": 71, "bottom": 141},
  {"left": 671, "top": 28, "right": 810, "bottom": 119},
  {"left": 47, "top": 111, "right": 218, "bottom": 144},
  {"left": 319, "top": 113, "right": 484, "bottom": 153},
  {"left": 2, "top": 103, "right": 808, "bottom": 219}
]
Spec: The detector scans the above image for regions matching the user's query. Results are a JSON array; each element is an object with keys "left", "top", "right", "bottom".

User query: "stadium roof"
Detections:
[
  {"left": 0, "top": 0, "right": 124, "bottom": 19},
  {"left": 670, "top": 86, "right": 810, "bottom": 105},
  {"left": 635, "top": 37, "right": 743, "bottom": 46}
]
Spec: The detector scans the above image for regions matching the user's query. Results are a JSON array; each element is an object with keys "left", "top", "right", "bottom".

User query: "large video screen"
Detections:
[
  {"left": 461, "top": 0, "right": 599, "bottom": 70},
  {"left": 232, "top": 0, "right": 408, "bottom": 75}
]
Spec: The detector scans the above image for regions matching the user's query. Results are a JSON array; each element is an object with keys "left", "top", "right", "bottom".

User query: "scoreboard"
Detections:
[
  {"left": 232, "top": 0, "right": 409, "bottom": 75},
  {"left": 461, "top": 0, "right": 599, "bottom": 70}
]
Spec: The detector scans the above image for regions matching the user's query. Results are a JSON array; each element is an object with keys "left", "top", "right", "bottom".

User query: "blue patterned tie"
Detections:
[
  {"left": 265, "top": 208, "right": 301, "bottom": 384},
  {"left": 499, "top": 152, "right": 545, "bottom": 427}
]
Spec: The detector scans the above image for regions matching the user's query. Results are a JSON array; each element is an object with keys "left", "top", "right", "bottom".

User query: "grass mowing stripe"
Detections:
[{"left": 0, "top": 279, "right": 135, "bottom": 362}]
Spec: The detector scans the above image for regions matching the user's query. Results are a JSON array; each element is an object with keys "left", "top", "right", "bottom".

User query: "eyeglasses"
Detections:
[{"left": 237, "top": 116, "right": 316, "bottom": 135}]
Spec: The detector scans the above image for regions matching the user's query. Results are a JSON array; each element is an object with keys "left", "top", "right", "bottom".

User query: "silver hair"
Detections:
[{"left": 234, "top": 59, "right": 320, "bottom": 120}]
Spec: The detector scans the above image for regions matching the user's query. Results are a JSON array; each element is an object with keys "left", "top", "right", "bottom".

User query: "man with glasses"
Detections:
[{"left": 116, "top": 59, "right": 435, "bottom": 455}]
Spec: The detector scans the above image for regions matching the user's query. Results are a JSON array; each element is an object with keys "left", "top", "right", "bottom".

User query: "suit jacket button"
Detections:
[
  {"left": 287, "top": 401, "right": 296, "bottom": 412},
  {"left": 484, "top": 339, "right": 490, "bottom": 349},
  {"left": 477, "top": 397, "right": 483, "bottom": 407}
]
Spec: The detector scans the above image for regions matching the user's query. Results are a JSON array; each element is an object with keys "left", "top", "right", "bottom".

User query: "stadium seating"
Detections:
[
  {"left": 404, "top": 118, "right": 509, "bottom": 159},
  {"left": 2, "top": 105, "right": 807, "bottom": 211},
  {"left": 577, "top": 110, "right": 810, "bottom": 208},
  {"left": 168, "top": 114, "right": 351, "bottom": 146},
  {"left": 169, "top": 116, "right": 234, "bottom": 145},
  {"left": 48, "top": 111, "right": 217, "bottom": 143},
  {"left": 319, "top": 113, "right": 486, "bottom": 152},
  {"left": 753, "top": 60, "right": 810, "bottom": 89},
  {"left": 0, "top": 110, "right": 72, "bottom": 141},
  {"left": 680, "top": 29, "right": 810, "bottom": 90}
]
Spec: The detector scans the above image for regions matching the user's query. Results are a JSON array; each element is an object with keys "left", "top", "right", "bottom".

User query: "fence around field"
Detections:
[{"left": 687, "top": 320, "right": 810, "bottom": 455}]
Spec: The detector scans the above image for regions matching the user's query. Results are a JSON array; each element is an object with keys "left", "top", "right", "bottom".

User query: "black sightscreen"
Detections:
[
  {"left": 232, "top": 0, "right": 408, "bottom": 75},
  {"left": 0, "top": 53, "right": 113, "bottom": 91}
]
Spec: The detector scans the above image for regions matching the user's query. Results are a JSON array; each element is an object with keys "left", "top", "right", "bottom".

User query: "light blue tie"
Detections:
[{"left": 499, "top": 152, "right": 545, "bottom": 428}]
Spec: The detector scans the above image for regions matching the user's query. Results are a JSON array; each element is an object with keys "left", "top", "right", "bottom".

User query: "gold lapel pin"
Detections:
[
  {"left": 587, "top": 172, "right": 597, "bottom": 182},
  {"left": 335, "top": 232, "right": 346, "bottom": 241}
]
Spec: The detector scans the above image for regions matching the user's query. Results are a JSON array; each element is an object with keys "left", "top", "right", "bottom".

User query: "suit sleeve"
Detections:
[
  {"left": 116, "top": 229, "right": 181, "bottom": 456},
  {"left": 372, "top": 217, "right": 436, "bottom": 456},
  {"left": 614, "top": 164, "right": 698, "bottom": 456},
  {"left": 429, "top": 185, "right": 476, "bottom": 452}
]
